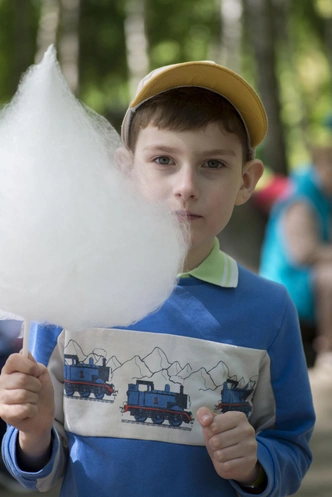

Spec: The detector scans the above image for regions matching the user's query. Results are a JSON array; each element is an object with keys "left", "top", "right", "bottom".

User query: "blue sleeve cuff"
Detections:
[{"left": 2, "top": 425, "right": 62, "bottom": 491}]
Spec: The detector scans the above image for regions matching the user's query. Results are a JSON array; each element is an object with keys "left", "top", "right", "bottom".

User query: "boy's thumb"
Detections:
[
  {"left": 19, "top": 349, "right": 37, "bottom": 364},
  {"left": 196, "top": 407, "right": 215, "bottom": 427},
  {"left": 18, "top": 349, "right": 40, "bottom": 376}
]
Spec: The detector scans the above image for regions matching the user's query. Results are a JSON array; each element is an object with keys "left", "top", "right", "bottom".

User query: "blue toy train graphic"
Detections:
[
  {"left": 123, "top": 380, "right": 193, "bottom": 427},
  {"left": 64, "top": 353, "right": 116, "bottom": 399},
  {"left": 215, "top": 378, "right": 253, "bottom": 417}
]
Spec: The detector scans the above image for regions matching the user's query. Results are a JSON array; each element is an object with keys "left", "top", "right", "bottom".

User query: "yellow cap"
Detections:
[{"left": 121, "top": 60, "right": 268, "bottom": 148}]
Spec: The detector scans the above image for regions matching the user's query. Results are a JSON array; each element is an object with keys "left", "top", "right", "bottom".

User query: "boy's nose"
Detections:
[{"left": 174, "top": 168, "right": 200, "bottom": 201}]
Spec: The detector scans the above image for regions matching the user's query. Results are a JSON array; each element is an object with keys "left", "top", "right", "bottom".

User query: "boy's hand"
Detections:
[
  {"left": 0, "top": 352, "right": 55, "bottom": 438},
  {"left": 197, "top": 407, "right": 259, "bottom": 485}
]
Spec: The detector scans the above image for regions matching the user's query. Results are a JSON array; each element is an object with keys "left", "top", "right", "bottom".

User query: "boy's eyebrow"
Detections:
[
  {"left": 143, "top": 145, "right": 237, "bottom": 156},
  {"left": 200, "top": 148, "right": 237, "bottom": 157},
  {"left": 142, "top": 145, "right": 179, "bottom": 154}
]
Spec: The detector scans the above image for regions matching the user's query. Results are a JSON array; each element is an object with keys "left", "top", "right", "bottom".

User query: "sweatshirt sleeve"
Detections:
[
  {"left": 1, "top": 322, "right": 67, "bottom": 492},
  {"left": 231, "top": 291, "right": 315, "bottom": 496},
  {"left": 2, "top": 425, "right": 66, "bottom": 492}
]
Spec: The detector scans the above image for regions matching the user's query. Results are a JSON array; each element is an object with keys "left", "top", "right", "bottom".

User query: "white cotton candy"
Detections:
[{"left": 0, "top": 45, "right": 187, "bottom": 331}]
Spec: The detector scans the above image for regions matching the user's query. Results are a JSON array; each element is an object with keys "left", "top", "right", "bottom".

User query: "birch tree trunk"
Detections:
[
  {"left": 124, "top": 0, "right": 149, "bottom": 100},
  {"left": 35, "top": 0, "right": 60, "bottom": 63},
  {"left": 220, "top": 0, "right": 243, "bottom": 73},
  {"left": 34, "top": 0, "right": 80, "bottom": 94},
  {"left": 58, "top": 0, "right": 81, "bottom": 95}
]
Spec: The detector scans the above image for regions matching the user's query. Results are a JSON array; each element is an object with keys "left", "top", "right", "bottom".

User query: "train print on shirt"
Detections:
[{"left": 61, "top": 328, "right": 267, "bottom": 446}]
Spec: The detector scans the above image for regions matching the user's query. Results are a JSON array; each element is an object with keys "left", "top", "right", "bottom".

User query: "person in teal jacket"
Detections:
[
  {"left": 260, "top": 146, "right": 332, "bottom": 371},
  {"left": 1, "top": 61, "right": 315, "bottom": 497}
]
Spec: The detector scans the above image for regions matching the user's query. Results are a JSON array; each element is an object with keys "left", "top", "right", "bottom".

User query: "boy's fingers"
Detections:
[
  {"left": 1, "top": 352, "right": 39, "bottom": 377},
  {"left": 3, "top": 371, "right": 42, "bottom": 392},
  {"left": 2, "top": 386, "right": 40, "bottom": 406}
]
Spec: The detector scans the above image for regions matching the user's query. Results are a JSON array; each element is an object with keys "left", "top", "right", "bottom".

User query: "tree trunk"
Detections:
[
  {"left": 323, "top": 17, "right": 332, "bottom": 75},
  {"left": 244, "top": 0, "right": 288, "bottom": 175},
  {"left": 35, "top": 0, "right": 60, "bottom": 63},
  {"left": 219, "top": 0, "right": 243, "bottom": 73},
  {"left": 58, "top": 0, "right": 81, "bottom": 95},
  {"left": 124, "top": 0, "right": 149, "bottom": 100},
  {"left": 272, "top": 0, "right": 310, "bottom": 152}
]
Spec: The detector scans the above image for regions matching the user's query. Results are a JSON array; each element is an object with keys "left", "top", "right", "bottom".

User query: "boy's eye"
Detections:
[
  {"left": 204, "top": 159, "right": 224, "bottom": 169},
  {"left": 154, "top": 156, "right": 174, "bottom": 165}
]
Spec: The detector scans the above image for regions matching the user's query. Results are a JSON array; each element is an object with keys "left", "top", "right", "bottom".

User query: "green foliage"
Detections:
[
  {"left": 146, "top": 0, "right": 219, "bottom": 66},
  {"left": 79, "top": 0, "right": 128, "bottom": 114},
  {"left": 276, "top": 0, "right": 332, "bottom": 165},
  {"left": 0, "top": 0, "right": 39, "bottom": 105},
  {"left": 0, "top": 0, "right": 331, "bottom": 167}
]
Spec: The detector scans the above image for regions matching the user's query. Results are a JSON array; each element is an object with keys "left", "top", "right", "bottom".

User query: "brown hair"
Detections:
[{"left": 128, "top": 87, "right": 255, "bottom": 162}]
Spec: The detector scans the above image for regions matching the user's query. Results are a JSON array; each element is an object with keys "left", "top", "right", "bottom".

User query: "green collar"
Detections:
[{"left": 178, "top": 238, "right": 238, "bottom": 288}]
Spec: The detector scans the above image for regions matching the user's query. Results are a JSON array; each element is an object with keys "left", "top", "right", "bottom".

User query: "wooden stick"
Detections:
[{"left": 22, "top": 319, "right": 30, "bottom": 357}]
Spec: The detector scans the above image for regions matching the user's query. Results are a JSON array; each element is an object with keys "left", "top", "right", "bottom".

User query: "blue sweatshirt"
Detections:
[{"left": 2, "top": 243, "right": 315, "bottom": 497}]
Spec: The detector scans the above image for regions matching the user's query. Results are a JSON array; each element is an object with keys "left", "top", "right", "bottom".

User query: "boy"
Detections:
[{"left": 0, "top": 61, "right": 315, "bottom": 496}]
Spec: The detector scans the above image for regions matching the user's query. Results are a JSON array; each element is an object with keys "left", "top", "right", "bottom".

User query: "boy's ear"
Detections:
[
  {"left": 235, "top": 159, "right": 264, "bottom": 206},
  {"left": 114, "top": 146, "right": 134, "bottom": 176}
]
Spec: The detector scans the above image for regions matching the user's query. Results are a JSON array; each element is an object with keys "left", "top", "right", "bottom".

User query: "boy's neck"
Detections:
[{"left": 183, "top": 239, "right": 215, "bottom": 272}]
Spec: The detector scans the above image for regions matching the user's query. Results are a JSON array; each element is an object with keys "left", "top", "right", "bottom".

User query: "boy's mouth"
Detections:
[{"left": 174, "top": 210, "right": 202, "bottom": 221}]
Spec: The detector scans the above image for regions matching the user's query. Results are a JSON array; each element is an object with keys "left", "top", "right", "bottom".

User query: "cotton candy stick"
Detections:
[
  {"left": 0, "top": 46, "right": 187, "bottom": 356},
  {"left": 22, "top": 320, "right": 30, "bottom": 357}
]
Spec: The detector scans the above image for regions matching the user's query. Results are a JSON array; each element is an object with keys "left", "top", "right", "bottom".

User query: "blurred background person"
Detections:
[{"left": 260, "top": 145, "right": 332, "bottom": 377}]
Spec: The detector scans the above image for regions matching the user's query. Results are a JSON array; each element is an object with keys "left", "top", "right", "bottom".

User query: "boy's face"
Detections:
[{"left": 131, "top": 122, "right": 263, "bottom": 269}]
